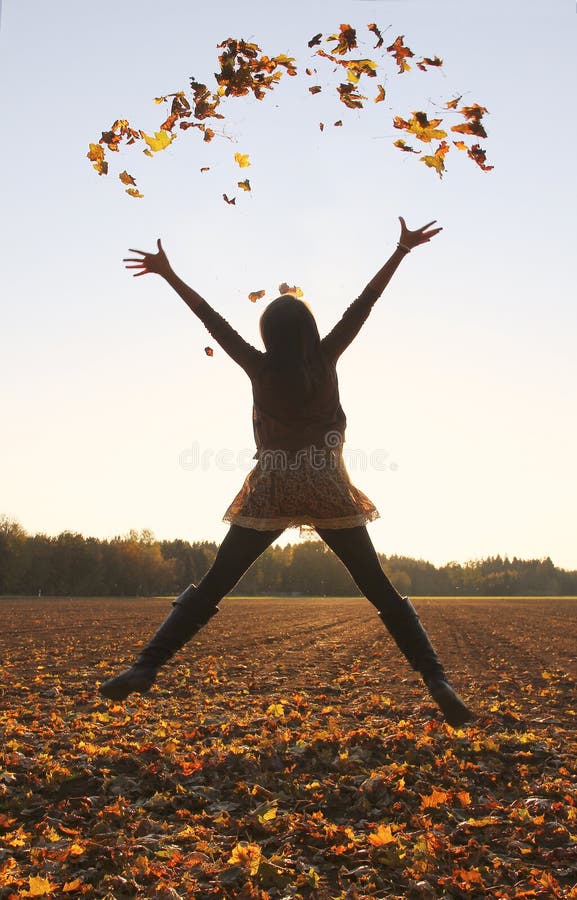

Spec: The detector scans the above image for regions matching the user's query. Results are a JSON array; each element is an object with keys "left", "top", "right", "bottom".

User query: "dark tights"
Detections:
[{"left": 191, "top": 524, "right": 405, "bottom": 616}]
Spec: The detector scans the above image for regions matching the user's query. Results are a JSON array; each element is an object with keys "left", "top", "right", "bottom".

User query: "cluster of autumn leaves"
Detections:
[{"left": 87, "top": 24, "right": 492, "bottom": 199}]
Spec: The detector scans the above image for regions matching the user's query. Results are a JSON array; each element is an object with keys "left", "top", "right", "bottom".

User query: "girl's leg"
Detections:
[
  {"left": 315, "top": 525, "right": 473, "bottom": 726},
  {"left": 99, "top": 525, "right": 284, "bottom": 700}
]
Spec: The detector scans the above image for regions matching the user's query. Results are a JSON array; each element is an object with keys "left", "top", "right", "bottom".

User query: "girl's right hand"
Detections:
[{"left": 123, "top": 239, "right": 173, "bottom": 278}]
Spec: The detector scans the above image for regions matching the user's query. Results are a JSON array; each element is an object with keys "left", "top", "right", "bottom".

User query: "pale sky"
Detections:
[{"left": 1, "top": 1, "right": 576, "bottom": 570}]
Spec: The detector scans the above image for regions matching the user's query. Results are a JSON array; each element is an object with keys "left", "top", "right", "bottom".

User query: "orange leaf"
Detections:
[
  {"left": 368, "top": 23, "right": 384, "bottom": 49},
  {"left": 237, "top": 179, "right": 251, "bottom": 191},
  {"left": 205, "top": 346, "right": 214, "bottom": 356},
  {"left": 374, "top": 84, "right": 386, "bottom": 103},
  {"left": 386, "top": 35, "right": 414, "bottom": 73},
  {"left": 249, "top": 289, "right": 266, "bottom": 302},
  {"left": 368, "top": 824, "right": 395, "bottom": 846}
]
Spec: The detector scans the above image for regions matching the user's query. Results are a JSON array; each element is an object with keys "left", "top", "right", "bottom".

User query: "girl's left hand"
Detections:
[
  {"left": 398, "top": 217, "right": 443, "bottom": 250},
  {"left": 123, "top": 239, "right": 173, "bottom": 278}
]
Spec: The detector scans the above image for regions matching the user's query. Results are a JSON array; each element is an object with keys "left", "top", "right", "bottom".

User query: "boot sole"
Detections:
[{"left": 99, "top": 677, "right": 154, "bottom": 702}]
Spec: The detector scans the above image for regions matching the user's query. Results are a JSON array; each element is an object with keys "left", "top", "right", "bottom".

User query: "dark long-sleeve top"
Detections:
[{"left": 193, "top": 286, "right": 381, "bottom": 460}]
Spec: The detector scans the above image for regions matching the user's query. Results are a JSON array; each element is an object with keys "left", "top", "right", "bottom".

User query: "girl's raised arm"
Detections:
[
  {"left": 124, "top": 240, "right": 263, "bottom": 377},
  {"left": 321, "top": 217, "right": 442, "bottom": 362}
]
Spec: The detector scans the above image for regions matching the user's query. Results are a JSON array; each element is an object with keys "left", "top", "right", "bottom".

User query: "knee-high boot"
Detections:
[
  {"left": 99, "top": 583, "right": 220, "bottom": 701},
  {"left": 377, "top": 595, "right": 473, "bottom": 727}
]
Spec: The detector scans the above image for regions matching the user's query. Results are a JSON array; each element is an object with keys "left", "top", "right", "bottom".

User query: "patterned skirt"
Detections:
[{"left": 222, "top": 444, "right": 380, "bottom": 538}]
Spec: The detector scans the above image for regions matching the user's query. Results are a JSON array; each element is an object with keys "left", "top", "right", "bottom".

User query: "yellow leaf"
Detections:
[
  {"left": 266, "top": 702, "right": 285, "bottom": 718},
  {"left": 140, "top": 129, "right": 174, "bottom": 152},
  {"left": 420, "top": 788, "right": 450, "bottom": 809},
  {"left": 234, "top": 152, "right": 251, "bottom": 168},
  {"left": 228, "top": 842, "right": 261, "bottom": 875},
  {"left": 62, "top": 879, "right": 84, "bottom": 893},
  {"left": 23, "top": 876, "right": 56, "bottom": 897},
  {"left": 368, "top": 824, "right": 395, "bottom": 846},
  {"left": 237, "top": 179, "right": 251, "bottom": 191},
  {"left": 126, "top": 188, "right": 144, "bottom": 199}
]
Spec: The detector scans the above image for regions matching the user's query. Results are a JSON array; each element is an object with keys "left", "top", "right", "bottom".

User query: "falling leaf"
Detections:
[
  {"left": 334, "top": 120, "right": 342, "bottom": 127},
  {"left": 237, "top": 178, "right": 251, "bottom": 191},
  {"left": 394, "top": 111, "right": 448, "bottom": 143},
  {"left": 319, "top": 122, "right": 324, "bottom": 131},
  {"left": 309, "top": 85, "right": 322, "bottom": 95},
  {"left": 125, "top": 187, "right": 144, "bottom": 198},
  {"left": 278, "top": 283, "right": 304, "bottom": 297},
  {"left": 394, "top": 139, "right": 420, "bottom": 153},
  {"left": 119, "top": 170, "right": 136, "bottom": 186},
  {"left": 223, "top": 193, "right": 236, "bottom": 204},
  {"left": 445, "top": 95, "right": 463, "bottom": 109},
  {"left": 140, "top": 129, "right": 174, "bottom": 152},
  {"left": 200, "top": 166, "right": 210, "bottom": 172},
  {"left": 205, "top": 346, "right": 214, "bottom": 356},
  {"left": 386, "top": 35, "right": 414, "bottom": 73},
  {"left": 327, "top": 24, "right": 357, "bottom": 55},
  {"left": 249, "top": 289, "right": 266, "bottom": 302},
  {"left": 465, "top": 143, "right": 494, "bottom": 171},
  {"left": 453, "top": 140, "right": 468, "bottom": 151},
  {"left": 87, "top": 143, "right": 108, "bottom": 176},
  {"left": 368, "top": 22, "right": 384, "bottom": 49},
  {"left": 234, "top": 152, "right": 251, "bottom": 168},
  {"left": 374, "top": 84, "right": 386, "bottom": 103},
  {"left": 416, "top": 56, "right": 443, "bottom": 71},
  {"left": 308, "top": 33, "right": 322, "bottom": 48},
  {"left": 420, "top": 140, "right": 450, "bottom": 177}
]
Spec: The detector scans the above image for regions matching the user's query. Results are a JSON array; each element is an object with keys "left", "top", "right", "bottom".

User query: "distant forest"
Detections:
[{"left": 1, "top": 516, "right": 575, "bottom": 597}]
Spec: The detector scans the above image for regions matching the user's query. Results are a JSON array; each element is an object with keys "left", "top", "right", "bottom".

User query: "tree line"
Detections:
[{"left": 0, "top": 516, "right": 575, "bottom": 597}]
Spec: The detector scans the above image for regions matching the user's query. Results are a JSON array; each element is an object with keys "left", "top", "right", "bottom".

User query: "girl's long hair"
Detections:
[{"left": 259, "top": 296, "right": 327, "bottom": 400}]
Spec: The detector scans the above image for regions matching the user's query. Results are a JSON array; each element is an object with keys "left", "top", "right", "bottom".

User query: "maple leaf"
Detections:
[
  {"left": 374, "top": 84, "right": 386, "bottom": 103},
  {"left": 420, "top": 140, "right": 450, "bottom": 177},
  {"left": 308, "top": 33, "right": 322, "bottom": 48},
  {"left": 386, "top": 35, "right": 414, "bottom": 73},
  {"left": 394, "top": 139, "right": 420, "bottom": 153},
  {"left": 327, "top": 23, "right": 357, "bottom": 55},
  {"left": 119, "top": 170, "right": 136, "bottom": 186},
  {"left": 234, "top": 152, "right": 251, "bottom": 167},
  {"left": 140, "top": 129, "right": 174, "bottom": 152},
  {"left": 249, "top": 289, "right": 266, "bottom": 302},
  {"left": 337, "top": 83, "right": 366, "bottom": 109},
  {"left": 452, "top": 140, "right": 468, "bottom": 151},
  {"left": 445, "top": 95, "right": 463, "bottom": 109},
  {"left": 204, "top": 346, "right": 214, "bottom": 356},
  {"left": 229, "top": 842, "right": 262, "bottom": 875},
  {"left": 87, "top": 143, "right": 108, "bottom": 175},
  {"left": 368, "top": 23, "right": 384, "bottom": 49},
  {"left": 416, "top": 55, "right": 443, "bottom": 71},
  {"left": 125, "top": 187, "right": 144, "bottom": 199},
  {"left": 223, "top": 193, "right": 236, "bottom": 204},
  {"left": 237, "top": 179, "right": 251, "bottom": 191},
  {"left": 465, "top": 143, "right": 494, "bottom": 171},
  {"left": 22, "top": 876, "right": 56, "bottom": 897},
  {"left": 279, "top": 283, "right": 304, "bottom": 297},
  {"left": 368, "top": 824, "right": 396, "bottom": 846},
  {"left": 345, "top": 59, "right": 377, "bottom": 85},
  {"left": 393, "top": 111, "right": 448, "bottom": 143},
  {"left": 420, "top": 787, "right": 450, "bottom": 808}
]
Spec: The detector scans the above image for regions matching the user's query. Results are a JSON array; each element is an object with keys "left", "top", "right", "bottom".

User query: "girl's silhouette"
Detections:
[{"left": 100, "top": 218, "right": 473, "bottom": 727}]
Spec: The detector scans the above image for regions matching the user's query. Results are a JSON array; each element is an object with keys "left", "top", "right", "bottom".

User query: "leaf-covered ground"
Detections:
[{"left": 1, "top": 596, "right": 576, "bottom": 899}]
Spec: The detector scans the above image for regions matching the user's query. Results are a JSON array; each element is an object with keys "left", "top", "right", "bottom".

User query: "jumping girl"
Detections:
[{"left": 99, "top": 217, "right": 473, "bottom": 727}]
